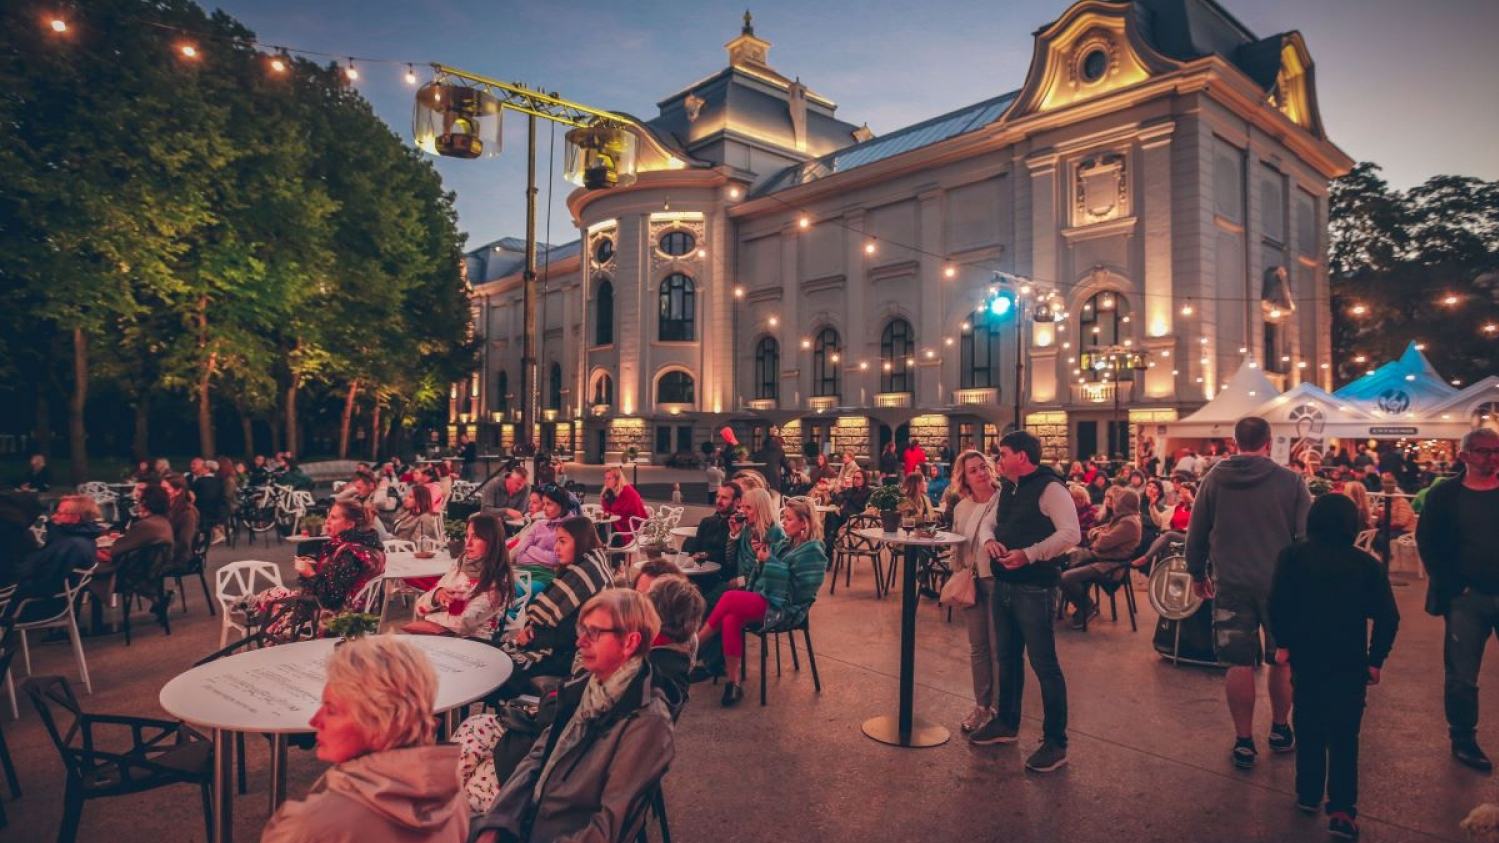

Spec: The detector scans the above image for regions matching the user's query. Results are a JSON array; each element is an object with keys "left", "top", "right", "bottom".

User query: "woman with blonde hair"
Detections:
[
  {"left": 262, "top": 636, "right": 467, "bottom": 842},
  {"left": 601, "top": 465, "right": 649, "bottom": 544},
  {"left": 948, "top": 450, "right": 1004, "bottom": 732},
  {"left": 1339, "top": 480, "right": 1373, "bottom": 529},
  {"left": 698, "top": 495, "right": 826, "bottom": 706}
]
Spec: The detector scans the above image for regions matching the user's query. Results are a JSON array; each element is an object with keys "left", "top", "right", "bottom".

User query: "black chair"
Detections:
[
  {"left": 828, "top": 515, "right": 887, "bottom": 598},
  {"left": 26, "top": 675, "right": 214, "bottom": 843},
  {"left": 1082, "top": 564, "right": 1138, "bottom": 632},
  {"left": 0, "top": 622, "right": 23, "bottom": 829},
  {"left": 112, "top": 543, "right": 174, "bottom": 645},
  {"left": 632, "top": 782, "right": 673, "bottom": 843},
  {"left": 171, "top": 531, "right": 216, "bottom": 616},
  {"left": 740, "top": 613, "right": 823, "bottom": 706}
]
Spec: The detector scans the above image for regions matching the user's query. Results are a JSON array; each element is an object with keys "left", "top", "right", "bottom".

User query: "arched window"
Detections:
[
  {"left": 961, "top": 309, "right": 998, "bottom": 389},
  {"left": 592, "top": 373, "right": 614, "bottom": 407},
  {"left": 548, "top": 362, "right": 563, "bottom": 411},
  {"left": 880, "top": 318, "right": 914, "bottom": 394},
  {"left": 594, "top": 279, "right": 614, "bottom": 346},
  {"left": 657, "top": 371, "right": 695, "bottom": 405},
  {"left": 812, "top": 327, "right": 841, "bottom": 398},
  {"left": 659, "top": 231, "right": 696, "bottom": 257},
  {"left": 496, "top": 370, "right": 509, "bottom": 412},
  {"left": 658, "top": 274, "right": 696, "bottom": 342},
  {"left": 1079, "top": 290, "right": 1129, "bottom": 349},
  {"left": 754, "top": 337, "right": 779, "bottom": 400}
]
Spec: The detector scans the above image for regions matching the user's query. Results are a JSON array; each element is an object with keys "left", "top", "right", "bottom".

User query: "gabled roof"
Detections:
[
  {"left": 1179, "top": 358, "right": 1283, "bottom": 423},
  {"left": 1333, "top": 342, "right": 1459, "bottom": 416},
  {"left": 1427, "top": 376, "right": 1499, "bottom": 416},
  {"left": 1256, "top": 381, "right": 1375, "bottom": 422},
  {"left": 751, "top": 92, "right": 1017, "bottom": 196}
]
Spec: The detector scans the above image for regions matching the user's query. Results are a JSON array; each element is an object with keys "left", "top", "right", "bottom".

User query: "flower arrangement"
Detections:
[
  {"left": 323, "top": 611, "right": 381, "bottom": 640},
  {"left": 636, "top": 516, "right": 673, "bottom": 550},
  {"left": 867, "top": 484, "right": 904, "bottom": 512}
]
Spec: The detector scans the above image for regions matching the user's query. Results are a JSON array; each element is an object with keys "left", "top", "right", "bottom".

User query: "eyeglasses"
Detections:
[
  {"left": 576, "top": 623, "right": 623, "bottom": 642},
  {"left": 1468, "top": 447, "right": 1499, "bottom": 459}
]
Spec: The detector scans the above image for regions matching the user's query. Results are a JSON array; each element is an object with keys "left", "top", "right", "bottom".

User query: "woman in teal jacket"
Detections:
[{"left": 699, "top": 491, "right": 827, "bottom": 706}]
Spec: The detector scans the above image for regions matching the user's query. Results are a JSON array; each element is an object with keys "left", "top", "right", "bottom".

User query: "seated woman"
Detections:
[
  {"left": 261, "top": 636, "right": 468, "bottom": 843},
  {"left": 825, "top": 468, "right": 871, "bottom": 540},
  {"left": 697, "top": 495, "right": 827, "bottom": 707},
  {"left": 403, "top": 513, "right": 513, "bottom": 639},
  {"left": 807, "top": 452, "right": 838, "bottom": 486},
  {"left": 251, "top": 501, "right": 385, "bottom": 643},
  {"left": 473, "top": 589, "right": 671, "bottom": 843},
  {"left": 1131, "top": 481, "right": 1196, "bottom": 572},
  {"left": 392, "top": 483, "right": 443, "bottom": 545},
  {"left": 1060, "top": 489, "right": 1142, "bottom": 626},
  {"left": 1068, "top": 483, "right": 1099, "bottom": 535},
  {"left": 499, "top": 516, "right": 615, "bottom": 681},
  {"left": 897, "top": 471, "right": 935, "bottom": 523},
  {"left": 601, "top": 466, "right": 648, "bottom": 545},
  {"left": 91, "top": 485, "right": 175, "bottom": 611},
  {"left": 507, "top": 485, "right": 572, "bottom": 573}
]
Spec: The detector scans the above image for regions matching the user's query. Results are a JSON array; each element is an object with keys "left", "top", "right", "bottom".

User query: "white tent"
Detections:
[
  {"left": 1426, "top": 376, "right": 1499, "bottom": 434},
  {"left": 1334, "top": 342, "right": 1460, "bottom": 418},
  {"left": 1160, "top": 358, "right": 1282, "bottom": 439}
]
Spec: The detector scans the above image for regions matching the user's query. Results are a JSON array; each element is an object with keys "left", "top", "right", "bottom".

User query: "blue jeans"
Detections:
[
  {"left": 991, "top": 581, "right": 1068, "bottom": 746},
  {"left": 1445, "top": 589, "right": 1499, "bottom": 741}
]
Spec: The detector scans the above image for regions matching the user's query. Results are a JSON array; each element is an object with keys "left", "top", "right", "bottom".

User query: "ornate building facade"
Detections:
[{"left": 459, "top": 0, "right": 1352, "bottom": 464}]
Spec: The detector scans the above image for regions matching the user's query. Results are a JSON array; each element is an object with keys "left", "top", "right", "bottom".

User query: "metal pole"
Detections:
[
  {"left": 520, "top": 113, "right": 539, "bottom": 453},
  {"left": 1014, "top": 298, "right": 1024, "bottom": 432}
]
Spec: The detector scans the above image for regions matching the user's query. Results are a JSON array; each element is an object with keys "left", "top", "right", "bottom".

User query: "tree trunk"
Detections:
[
  {"left": 283, "top": 379, "right": 299, "bottom": 457},
  {"left": 132, "top": 397, "right": 151, "bottom": 462},
  {"left": 34, "top": 382, "right": 52, "bottom": 458},
  {"left": 369, "top": 402, "right": 381, "bottom": 461},
  {"left": 68, "top": 327, "right": 89, "bottom": 483},
  {"left": 196, "top": 299, "right": 216, "bottom": 456},
  {"left": 338, "top": 380, "right": 358, "bottom": 460},
  {"left": 239, "top": 407, "right": 255, "bottom": 460},
  {"left": 268, "top": 413, "right": 282, "bottom": 455}
]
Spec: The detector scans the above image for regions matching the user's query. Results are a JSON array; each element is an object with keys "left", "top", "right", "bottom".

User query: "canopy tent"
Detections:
[
  {"left": 1159, "top": 358, "right": 1282, "bottom": 440},
  {"left": 1426, "top": 376, "right": 1499, "bottom": 434},
  {"left": 1334, "top": 342, "right": 1460, "bottom": 418}
]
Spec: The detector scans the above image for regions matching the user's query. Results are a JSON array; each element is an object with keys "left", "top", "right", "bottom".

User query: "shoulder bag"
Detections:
[{"left": 939, "top": 496, "right": 998, "bottom": 609}]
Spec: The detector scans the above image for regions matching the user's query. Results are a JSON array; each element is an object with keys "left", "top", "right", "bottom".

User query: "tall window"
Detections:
[
  {"left": 657, "top": 371, "right": 695, "bottom": 405},
  {"left": 496, "top": 371, "right": 509, "bottom": 412},
  {"left": 1080, "top": 290, "right": 1129, "bottom": 349},
  {"left": 880, "top": 318, "right": 914, "bottom": 394},
  {"left": 960, "top": 309, "right": 998, "bottom": 389},
  {"left": 593, "top": 279, "right": 614, "bottom": 346},
  {"left": 812, "top": 327, "right": 841, "bottom": 398},
  {"left": 592, "top": 373, "right": 613, "bottom": 407},
  {"left": 1263, "top": 321, "right": 1286, "bottom": 374},
  {"left": 548, "top": 363, "right": 563, "bottom": 410},
  {"left": 658, "top": 274, "right": 696, "bottom": 341},
  {"left": 754, "top": 337, "right": 779, "bottom": 400}
]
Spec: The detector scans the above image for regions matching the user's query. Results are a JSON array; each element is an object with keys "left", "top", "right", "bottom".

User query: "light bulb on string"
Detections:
[
  {"left": 345, "top": 59, "right": 359, "bottom": 81},
  {"left": 405, "top": 64, "right": 418, "bottom": 85},
  {"left": 944, "top": 265, "right": 956, "bottom": 278},
  {"left": 270, "top": 56, "right": 287, "bottom": 73},
  {"left": 1180, "top": 299, "right": 1194, "bottom": 317},
  {"left": 50, "top": 18, "right": 68, "bottom": 33},
  {"left": 180, "top": 44, "right": 198, "bottom": 59},
  {"left": 798, "top": 216, "right": 810, "bottom": 229}
]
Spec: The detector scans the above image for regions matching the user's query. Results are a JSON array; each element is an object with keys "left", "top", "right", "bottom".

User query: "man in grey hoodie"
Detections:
[{"left": 1186, "top": 416, "right": 1311, "bottom": 770}]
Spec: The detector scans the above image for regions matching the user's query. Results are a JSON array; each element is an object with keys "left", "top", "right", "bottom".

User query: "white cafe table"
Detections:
[
  {"left": 853, "top": 528, "right": 966, "bottom": 749},
  {"left": 160, "top": 635, "right": 511, "bottom": 843},
  {"left": 381, "top": 550, "right": 456, "bottom": 580}
]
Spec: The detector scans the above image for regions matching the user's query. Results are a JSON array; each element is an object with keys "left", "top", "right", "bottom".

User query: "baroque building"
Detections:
[{"left": 458, "top": 0, "right": 1351, "bottom": 465}]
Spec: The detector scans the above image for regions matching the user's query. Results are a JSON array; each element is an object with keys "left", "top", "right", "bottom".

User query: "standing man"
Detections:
[
  {"left": 1186, "top": 416, "right": 1311, "bottom": 770},
  {"left": 457, "top": 432, "right": 478, "bottom": 481},
  {"left": 1417, "top": 427, "right": 1499, "bottom": 772},
  {"left": 968, "top": 431, "right": 1080, "bottom": 773}
]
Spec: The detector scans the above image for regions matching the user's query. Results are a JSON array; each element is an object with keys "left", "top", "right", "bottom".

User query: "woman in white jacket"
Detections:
[{"left": 948, "top": 450, "right": 1004, "bottom": 734}]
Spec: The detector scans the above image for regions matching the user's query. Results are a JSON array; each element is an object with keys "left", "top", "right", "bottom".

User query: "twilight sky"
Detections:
[{"left": 209, "top": 0, "right": 1498, "bottom": 248}]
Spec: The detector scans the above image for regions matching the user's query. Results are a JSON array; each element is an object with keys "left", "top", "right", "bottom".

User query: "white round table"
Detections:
[
  {"left": 160, "top": 635, "right": 511, "bottom": 843},
  {"left": 853, "top": 528, "right": 966, "bottom": 748},
  {"left": 668, "top": 525, "right": 697, "bottom": 539},
  {"left": 382, "top": 551, "right": 456, "bottom": 580}
]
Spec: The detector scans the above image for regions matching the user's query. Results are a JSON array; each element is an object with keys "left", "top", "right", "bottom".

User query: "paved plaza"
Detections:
[{"left": 1, "top": 472, "right": 1493, "bottom": 843}]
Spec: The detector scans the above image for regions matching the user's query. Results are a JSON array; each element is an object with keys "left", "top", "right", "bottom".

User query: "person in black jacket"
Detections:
[
  {"left": 1269, "top": 493, "right": 1399, "bottom": 840},
  {"left": 683, "top": 482, "right": 740, "bottom": 575},
  {"left": 1417, "top": 427, "right": 1499, "bottom": 773},
  {"left": 6, "top": 495, "right": 103, "bottom": 623},
  {"left": 755, "top": 434, "right": 786, "bottom": 493}
]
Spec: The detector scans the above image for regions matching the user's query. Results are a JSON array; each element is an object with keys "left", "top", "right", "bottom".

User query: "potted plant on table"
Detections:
[
  {"left": 324, "top": 611, "right": 381, "bottom": 642},
  {"left": 445, "top": 518, "right": 468, "bottom": 559},
  {"left": 299, "top": 514, "right": 325, "bottom": 537},
  {"left": 867, "top": 484, "right": 905, "bottom": 533}
]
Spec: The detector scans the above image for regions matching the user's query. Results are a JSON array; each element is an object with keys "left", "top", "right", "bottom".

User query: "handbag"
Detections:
[{"left": 940, "top": 566, "right": 977, "bottom": 608}]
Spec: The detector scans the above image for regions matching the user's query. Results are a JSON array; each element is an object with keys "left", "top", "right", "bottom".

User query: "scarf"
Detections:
[{"left": 533, "top": 658, "right": 644, "bottom": 802}]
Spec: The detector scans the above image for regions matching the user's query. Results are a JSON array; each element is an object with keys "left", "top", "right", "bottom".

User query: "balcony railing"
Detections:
[
  {"left": 953, "top": 388, "right": 998, "bottom": 406},
  {"left": 1070, "top": 381, "right": 1135, "bottom": 405},
  {"left": 746, "top": 398, "right": 778, "bottom": 411},
  {"left": 874, "top": 392, "right": 912, "bottom": 408},
  {"left": 807, "top": 396, "right": 839, "bottom": 412}
]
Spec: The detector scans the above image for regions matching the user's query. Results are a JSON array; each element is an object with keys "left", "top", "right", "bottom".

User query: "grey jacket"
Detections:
[
  {"left": 1185, "top": 454, "right": 1310, "bottom": 594},
  {"left": 474, "top": 663, "right": 673, "bottom": 843}
]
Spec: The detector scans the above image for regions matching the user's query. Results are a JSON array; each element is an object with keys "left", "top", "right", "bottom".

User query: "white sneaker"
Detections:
[{"left": 961, "top": 706, "right": 994, "bottom": 732}]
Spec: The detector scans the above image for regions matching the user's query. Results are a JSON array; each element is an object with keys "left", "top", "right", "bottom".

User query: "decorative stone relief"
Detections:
[
  {"left": 684, "top": 94, "right": 705, "bottom": 123},
  {"left": 1074, "top": 153, "right": 1128, "bottom": 226},
  {"left": 648, "top": 219, "right": 709, "bottom": 282}
]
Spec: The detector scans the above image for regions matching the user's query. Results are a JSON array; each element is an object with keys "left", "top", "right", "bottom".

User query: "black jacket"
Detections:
[
  {"left": 14, "top": 520, "right": 102, "bottom": 602},
  {"left": 1416, "top": 469, "right": 1498, "bottom": 614},
  {"left": 1269, "top": 537, "right": 1399, "bottom": 679},
  {"left": 682, "top": 512, "right": 731, "bottom": 566}
]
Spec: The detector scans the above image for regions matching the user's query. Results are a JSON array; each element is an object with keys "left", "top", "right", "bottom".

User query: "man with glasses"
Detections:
[{"left": 1418, "top": 427, "right": 1499, "bottom": 772}]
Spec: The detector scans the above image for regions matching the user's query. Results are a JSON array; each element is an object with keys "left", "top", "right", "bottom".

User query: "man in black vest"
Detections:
[{"left": 968, "top": 431, "right": 1081, "bottom": 773}]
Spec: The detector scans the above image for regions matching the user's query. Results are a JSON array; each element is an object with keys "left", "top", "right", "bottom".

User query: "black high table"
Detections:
[{"left": 854, "top": 527, "right": 966, "bottom": 748}]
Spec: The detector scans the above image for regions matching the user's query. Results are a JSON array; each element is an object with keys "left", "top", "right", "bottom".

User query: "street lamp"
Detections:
[{"left": 985, "top": 273, "right": 1057, "bottom": 432}]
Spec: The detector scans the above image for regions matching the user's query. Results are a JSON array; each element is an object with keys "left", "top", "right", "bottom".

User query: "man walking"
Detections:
[
  {"left": 1186, "top": 416, "right": 1311, "bottom": 769},
  {"left": 968, "top": 431, "right": 1080, "bottom": 773},
  {"left": 1417, "top": 427, "right": 1499, "bottom": 772}
]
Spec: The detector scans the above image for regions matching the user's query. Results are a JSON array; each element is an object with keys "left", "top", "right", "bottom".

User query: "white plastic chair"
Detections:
[
  {"left": 658, "top": 506, "right": 685, "bottom": 528},
  {"left": 214, "top": 560, "right": 285, "bottom": 648},
  {"left": 12, "top": 571, "right": 95, "bottom": 695},
  {"left": 1353, "top": 529, "right": 1376, "bottom": 555},
  {"left": 383, "top": 539, "right": 417, "bottom": 555}
]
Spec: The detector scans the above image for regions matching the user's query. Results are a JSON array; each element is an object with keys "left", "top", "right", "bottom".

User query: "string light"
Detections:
[
  {"left": 864, "top": 241, "right": 876, "bottom": 255},
  {"left": 405, "top": 64, "right": 417, "bottom": 85},
  {"left": 801, "top": 339, "right": 811, "bottom": 349},
  {"left": 1180, "top": 300, "right": 1194, "bottom": 317},
  {"left": 944, "top": 265, "right": 956, "bottom": 278},
  {"left": 767, "top": 316, "right": 778, "bottom": 327},
  {"left": 1484, "top": 324, "right": 1497, "bottom": 334},
  {"left": 1351, "top": 304, "right": 1367, "bottom": 315},
  {"left": 270, "top": 55, "right": 288, "bottom": 73},
  {"left": 1442, "top": 294, "right": 1459, "bottom": 306},
  {"left": 733, "top": 286, "right": 745, "bottom": 299},
  {"left": 944, "top": 337, "right": 954, "bottom": 346},
  {"left": 728, "top": 187, "right": 741, "bottom": 199},
  {"left": 50, "top": 18, "right": 68, "bottom": 33},
  {"left": 344, "top": 59, "right": 359, "bottom": 81},
  {"left": 798, "top": 216, "right": 810, "bottom": 229},
  {"left": 180, "top": 44, "right": 198, "bottom": 58}
]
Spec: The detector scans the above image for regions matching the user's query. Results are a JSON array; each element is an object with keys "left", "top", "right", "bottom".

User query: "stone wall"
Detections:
[{"left": 1026, "top": 411, "right": 1069, "bottom": 465}]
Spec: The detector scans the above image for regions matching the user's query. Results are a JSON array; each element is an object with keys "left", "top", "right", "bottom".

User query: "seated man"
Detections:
[
  {"left": 488, "top": 470, "right": 531, "bottom": 522},
  {"left": 473, "top": 590, "right": 673, "bottom": 843},
  {"left": 681, "top": 481, "right": 740, "bottom": 577},
  {"left": 1059, "top": 488, "right": 1142, "bottom": 628}
]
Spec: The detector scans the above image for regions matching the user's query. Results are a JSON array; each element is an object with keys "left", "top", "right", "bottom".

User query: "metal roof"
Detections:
[{"left": 752, "top": 91, "right": 1017, "bottom": 196}]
